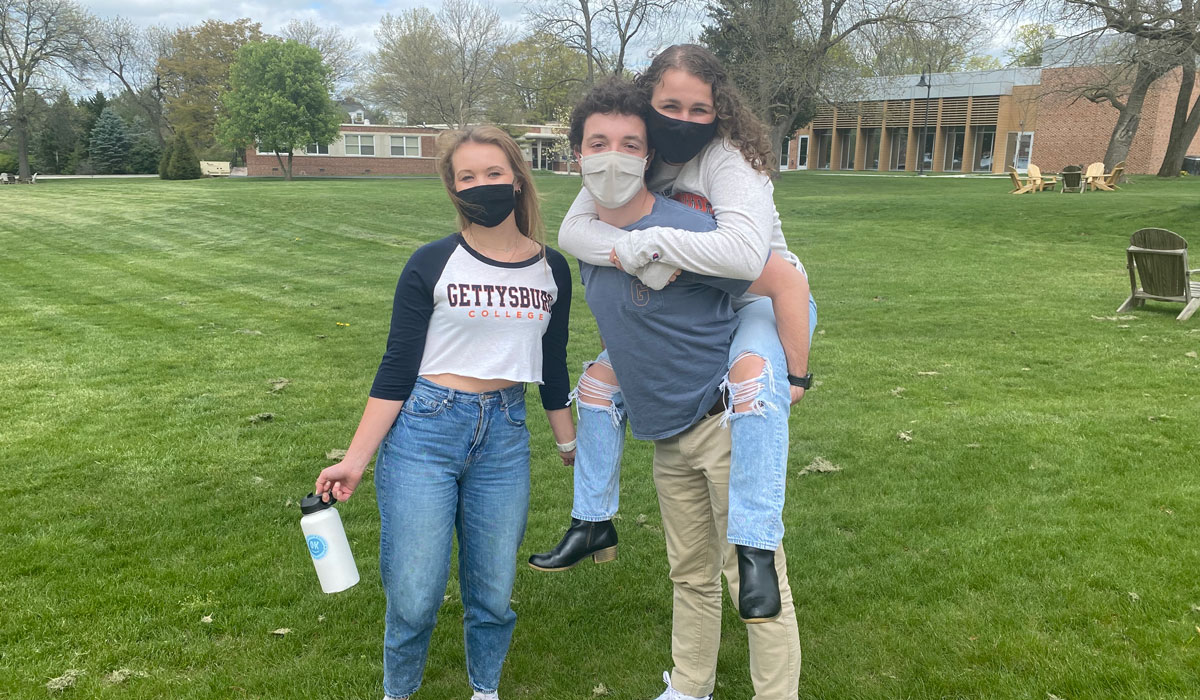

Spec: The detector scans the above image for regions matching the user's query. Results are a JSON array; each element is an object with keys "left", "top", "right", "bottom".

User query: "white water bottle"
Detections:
[{"left": 300, "top": 492, "right": 360, "bottom": 593}]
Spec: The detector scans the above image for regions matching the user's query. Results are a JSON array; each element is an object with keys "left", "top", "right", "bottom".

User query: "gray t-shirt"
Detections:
[{"left": 580, "top": 194, "right": 752, "bottom": 440}]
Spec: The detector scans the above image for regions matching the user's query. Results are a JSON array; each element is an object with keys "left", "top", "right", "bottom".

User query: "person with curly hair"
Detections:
[{"left": 530, "top": 44, "right": 816, "bottom": 641}]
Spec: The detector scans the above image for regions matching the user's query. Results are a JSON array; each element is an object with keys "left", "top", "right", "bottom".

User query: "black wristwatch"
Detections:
[{"left": 787, "top": 372, "right": 813, "bottom": 389}]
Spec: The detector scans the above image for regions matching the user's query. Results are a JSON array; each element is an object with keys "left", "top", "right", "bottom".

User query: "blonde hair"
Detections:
[{"left": 436, "top": 125, "right": 544, "bottom": 246}]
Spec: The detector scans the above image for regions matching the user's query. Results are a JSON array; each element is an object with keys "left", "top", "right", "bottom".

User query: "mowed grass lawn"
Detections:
[{"left": 2, "top": 172, "right": 1199, "bottom": 700}]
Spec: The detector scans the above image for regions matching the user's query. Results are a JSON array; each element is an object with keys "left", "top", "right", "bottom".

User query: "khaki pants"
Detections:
[{"left": 653, "top": 413, "right": 802, "bottom": 700}]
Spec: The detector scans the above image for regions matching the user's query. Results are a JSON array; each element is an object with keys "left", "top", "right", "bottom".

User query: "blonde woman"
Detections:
[{"left": 315, "top": 126, "right": 575, "bottom": 700}]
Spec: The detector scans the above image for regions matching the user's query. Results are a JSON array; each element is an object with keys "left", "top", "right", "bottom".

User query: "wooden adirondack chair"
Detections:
[
  {"left": 1028, "top": 164, "right": 1058, "bottom": 192},
  {"left": 1104, "top": 161, "right": 1125, "bottom": 189},
  {"left": 1117, "top": 228, "right": 1200, "bottom": 321},
  {"left": 0, "top": 172, "right": 11, "bottom": 184},
  {"left": 1085, "top": 162, "right": 1114, "bottom": 191},
  {"left": 1008, "top": 167, "right": 1035, "bottom": 194},
  {"left": 1060, "top": 165, "right": 1084, "bottom": 193}
]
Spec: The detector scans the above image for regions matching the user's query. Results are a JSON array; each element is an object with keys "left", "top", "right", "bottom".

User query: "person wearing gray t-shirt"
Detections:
[{"left": 528, "top": 78, "right": 812, "bottom": 700}]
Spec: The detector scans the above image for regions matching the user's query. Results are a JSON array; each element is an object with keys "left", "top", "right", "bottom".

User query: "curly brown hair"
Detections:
[
  {"left": 634, "top": 44, "right": 775, "bottom": 174},
  {"left": 567, "top": 77, "right": 650, "bottom": 153}
]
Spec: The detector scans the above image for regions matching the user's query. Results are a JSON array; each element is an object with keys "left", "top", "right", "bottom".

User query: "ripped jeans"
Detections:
[{"left": 571, "top": 295, "right": 817, "bottom": 550}]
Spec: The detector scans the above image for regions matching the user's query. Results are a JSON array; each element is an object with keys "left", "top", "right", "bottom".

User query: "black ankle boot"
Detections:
[
  {"left": 528, "top": 518, "right": 618, "bottom": 571},
  {"left": 736, "top": 545, "right": 781, "bottom": 623}
]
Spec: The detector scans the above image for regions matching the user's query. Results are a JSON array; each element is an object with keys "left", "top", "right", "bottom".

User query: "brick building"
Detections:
[
  {"left": 783, "top": 54, "right": 1200, "bottom": 175},
  {"left": 245, "top": 119, "right": 571, "bottom": 177}
]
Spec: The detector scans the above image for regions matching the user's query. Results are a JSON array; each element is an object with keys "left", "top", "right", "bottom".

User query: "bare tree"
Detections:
[
  {"left": 525, "top": 0, "right": 692, "bottom": 83},
  {"left": 850, "top": 13, "right": 990, "bottom": 75},
  {"left": 366, "top": 0, "right": 505, "bottom": 128},
  {"left": 0, "top": 0, "right": 90, "bottom": 178},
  {"left": 1158, "top": 45, "right": 1199, "bottom": 176},
  {"left": 281, "top": 19, "right": 361, "bottom": 92},
  {"left": 703, "top": 0, "right": 970, "bottom": 166},
  {"left": 999, "top": 0, "right": 1200, "bottom": 175},
  {"left": 82, "top": 16, "right": 168, "bottom": 146}
]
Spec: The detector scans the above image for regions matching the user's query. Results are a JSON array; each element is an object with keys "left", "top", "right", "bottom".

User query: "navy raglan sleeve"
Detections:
[
  {"left": 369, "top": 237, "right": 456, "bottom": 401},
  {"left": 538, "top": 248, "right": 573, "bottom": 409}
]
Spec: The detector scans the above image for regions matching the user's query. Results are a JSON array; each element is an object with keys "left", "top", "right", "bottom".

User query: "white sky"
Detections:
[
  {"left": 82, "top": 0, "right": 535, "bottom": 56},
  {"left": 79, "top": 0, "right": 1023, "bottom": 87}
]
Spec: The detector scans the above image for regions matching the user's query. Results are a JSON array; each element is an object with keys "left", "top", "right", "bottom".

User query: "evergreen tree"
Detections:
[
  {"left": 89, "top": 107, "right": 131, "bottom": 174},
  {"left": 32, "top": 90, "right": 81, "bottom": 174},
  {"left": 77, "top": 91, "right": 109, "bottom": 162},
  {"left": 127, "top": 136, "right": 162, "bottom": 174},
  {"left": 158, "top": 139, "right": 174, "bottom": 179},
  {"left": 167, "top": 132, "right": 202, "bottom": 179}
]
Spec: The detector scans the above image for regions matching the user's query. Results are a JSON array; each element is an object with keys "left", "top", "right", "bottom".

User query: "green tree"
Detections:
[
  {"left": 158, "top": 139, "right": 174, "bottom": 178},
  {"left": 492, "top": 33, "right": 588, "bottom": 123},
  {"left": 0, "top": 0, "right": 90, "bottom": 178},
  {"left": 33, "top": 90, "right": 82, "bottom": 174},
  {"left": 126, "top": 135, "right": 161, "bottom": 174},
  {"left": 218, "top": 39, "right": 341, "bottom": 181},
  {"left": 167, "top": 132, "right": 201, "bottom": 179},
  {"left": 158, "top": 18, "right": 264, "bottom": 156},
  {"left": 963, "top": 54, "right": 1003, "bottom": 71},
  {"left": 89, "top": 107, "right": 131, "bottom": 174},
  {"left": 1005, "top": 23, "right": 1056, "bottom": 67}
]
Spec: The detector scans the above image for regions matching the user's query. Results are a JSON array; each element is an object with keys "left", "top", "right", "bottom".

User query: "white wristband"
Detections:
[{"left": 556, "top": 439, "right": 577, "bottom": 453}]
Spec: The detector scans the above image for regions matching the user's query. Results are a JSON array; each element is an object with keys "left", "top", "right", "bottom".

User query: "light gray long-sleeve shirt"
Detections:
[{"left": 558, "top": 138, "right": 804, "bottom": 292}]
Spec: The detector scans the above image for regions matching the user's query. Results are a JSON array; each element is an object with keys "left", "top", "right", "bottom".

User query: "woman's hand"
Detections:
[
  {"left": 559, "top": 448, "right": 576, "bottom": 467},
  {"left": 315, "top": 460, "right": 367, "bottom": 502}
]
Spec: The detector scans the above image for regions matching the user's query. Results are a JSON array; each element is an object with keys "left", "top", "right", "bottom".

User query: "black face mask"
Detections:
[
  {"left": 456, "top": 184, "right": 516, "bottom": 228},
  {"left": 646, "top": 109, "right": 719, "bottom": 164}
]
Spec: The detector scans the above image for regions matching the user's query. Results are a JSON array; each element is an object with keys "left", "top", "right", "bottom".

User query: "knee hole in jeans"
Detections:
[
  {"left": 728, "top": 351, "right": 768, "bottom": 413},
  {"left": 576, "top": 359, "right": 619, "bottom": 407}
]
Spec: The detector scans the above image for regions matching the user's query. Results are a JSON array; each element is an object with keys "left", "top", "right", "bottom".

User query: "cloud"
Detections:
[{"left": 86, "top": 0, "right": 534, "bottom": 53}]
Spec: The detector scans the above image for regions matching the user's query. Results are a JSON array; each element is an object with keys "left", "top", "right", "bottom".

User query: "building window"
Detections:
[
  {"left": 972, "top": 126, "right": 995, "bottom": 171},
  {"left": 306, "top": 143, "right": 329, "bottom": 155},
  {"left": 889, "top": 128, "right": 907, "bottom": 171},
  {"left": 816, "top": 130, "right": 832, "bottom": 169},
  {"left": 917, "top": 128, "right": 935, "bottom": 171},
  {"left": 390, "top": 135, "right": 421, "bottom": 157},
  {"left": 863, "top": 128, "right": 881, "bottom": 170},
  {"left": 345, "top": 134, "right": 375, "bottom": 156},
  {"left": 838, "top": 128, "right": 856, "bottom": 170},
  {"left": 943, "top": 127, "right": 965, "bottom": 172},
  {"left": 1005, "top": 131, "right": 1034, "bottom": 173}
]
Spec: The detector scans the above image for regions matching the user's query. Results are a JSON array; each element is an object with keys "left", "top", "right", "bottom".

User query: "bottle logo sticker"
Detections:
[{"left": 307, "top": 534, "right": 328, "bottom": 560}]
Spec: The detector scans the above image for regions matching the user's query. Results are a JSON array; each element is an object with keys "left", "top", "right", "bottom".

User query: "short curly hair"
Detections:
[{"left": 567, "top": 77, "right": 651, "bottom": 153}]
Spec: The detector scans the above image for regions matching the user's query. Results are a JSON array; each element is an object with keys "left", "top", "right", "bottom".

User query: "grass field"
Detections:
[{"left": 2, "top": 172, "right": 1199, "bottom": 700}]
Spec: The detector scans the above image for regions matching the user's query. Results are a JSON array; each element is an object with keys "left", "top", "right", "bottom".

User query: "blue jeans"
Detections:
[
  {"left": 572, "top": 295, "right": 817, "bottom": 550},
  {"left": 375, "top": 377, "right": 531, "bottom": 698}
]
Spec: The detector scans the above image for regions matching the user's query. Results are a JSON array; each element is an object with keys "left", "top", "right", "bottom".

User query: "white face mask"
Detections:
[{"left": 580, "top": 150, "right": 648, "bottom": 209}]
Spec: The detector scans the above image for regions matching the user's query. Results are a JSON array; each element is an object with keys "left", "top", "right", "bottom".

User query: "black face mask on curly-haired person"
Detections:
[{"left": 645, "top": 109, "right": 718, "bottom": 164}]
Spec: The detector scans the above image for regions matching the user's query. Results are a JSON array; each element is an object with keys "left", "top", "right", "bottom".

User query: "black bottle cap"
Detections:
[{"left": 300, "top": 492, "right": 337, "bottom": 514}]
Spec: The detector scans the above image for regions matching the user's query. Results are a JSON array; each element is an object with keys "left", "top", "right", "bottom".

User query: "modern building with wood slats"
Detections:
[{"left": 781, "top": 56, "right": 1200, "bottom": 176}]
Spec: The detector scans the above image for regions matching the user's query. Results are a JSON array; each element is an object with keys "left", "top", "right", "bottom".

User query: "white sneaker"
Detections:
[
  {"left": 653, "top": 671, "right": 712, "bottom": 700},
  {"left": 470, "top": 691, "right": 499, "bottom": 700}
]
